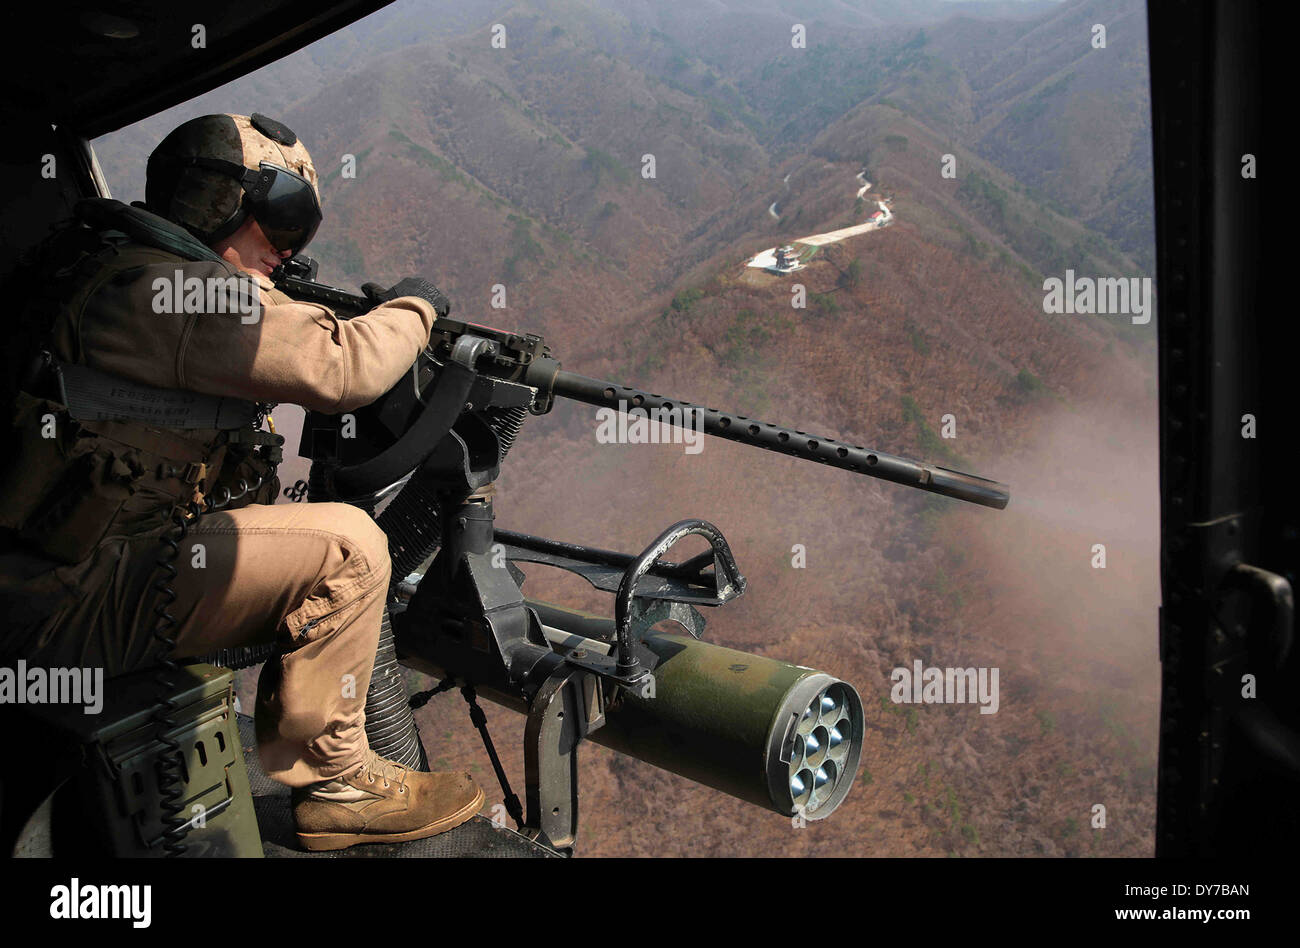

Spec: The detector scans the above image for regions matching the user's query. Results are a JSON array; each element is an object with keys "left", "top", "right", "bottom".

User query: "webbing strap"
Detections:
[
  {"left": 74, "top": 198, "right": 226, "bottom": 265},
  {"left": 76, "top": 417, "right": 212, "bottom": 467},
  {"left": 54, "top": 361, "right": 259, "bottom": 430}
]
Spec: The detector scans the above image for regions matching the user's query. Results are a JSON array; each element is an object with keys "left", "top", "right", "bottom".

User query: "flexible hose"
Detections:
[{"left": 361, "top": 611, "right": 429, "bottom": 770}]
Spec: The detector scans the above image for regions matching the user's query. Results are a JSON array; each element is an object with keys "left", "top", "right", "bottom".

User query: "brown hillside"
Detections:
[{"left": 93, "top": 0, "right": 1159, "bottom": 857}]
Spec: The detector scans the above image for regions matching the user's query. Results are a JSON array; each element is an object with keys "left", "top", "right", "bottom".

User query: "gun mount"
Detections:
[{"left": 277, "top": 255, "right": 1008, "bottom": 852}]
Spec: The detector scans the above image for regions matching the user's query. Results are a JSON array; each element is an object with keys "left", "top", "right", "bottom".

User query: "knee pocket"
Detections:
[{"left": 313, "top": 503, "right": 391, "bottom": 584}]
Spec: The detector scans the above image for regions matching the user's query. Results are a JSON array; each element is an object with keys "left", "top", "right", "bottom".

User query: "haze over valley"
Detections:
[{"left": 96, "top": 0, "right": 1158, "bottom": 857}]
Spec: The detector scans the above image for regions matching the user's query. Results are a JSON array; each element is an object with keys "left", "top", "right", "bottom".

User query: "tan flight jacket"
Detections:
[
  {"left": 54, "top": 245, "right": 437, "bottom": 414},
  {"left": 0, "top": 241, "right": 436, "bottom": 579}
]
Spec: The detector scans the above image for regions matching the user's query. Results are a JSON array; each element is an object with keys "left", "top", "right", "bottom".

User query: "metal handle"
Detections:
[{"left": 614, "top": 519, "right": 745, "bottom": 678}]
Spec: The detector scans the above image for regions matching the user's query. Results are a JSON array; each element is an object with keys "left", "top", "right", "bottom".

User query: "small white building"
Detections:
[{"left": 767, "top": 244, "right": 804, "bottom": 274}]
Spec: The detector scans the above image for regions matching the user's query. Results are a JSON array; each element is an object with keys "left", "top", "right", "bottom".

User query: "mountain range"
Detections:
[{"left": 93, "top": 0, "right": 1160, "bottom": 857}]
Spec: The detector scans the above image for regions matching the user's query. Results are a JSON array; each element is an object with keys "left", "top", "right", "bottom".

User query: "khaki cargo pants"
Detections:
[{"left": 15, "top": 501, "right": 389, "bottom": 788}]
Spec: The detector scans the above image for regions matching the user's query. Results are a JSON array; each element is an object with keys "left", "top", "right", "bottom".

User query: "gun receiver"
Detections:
[{"left": 274, "top": 256, "right": 1010, "bottom": 510}]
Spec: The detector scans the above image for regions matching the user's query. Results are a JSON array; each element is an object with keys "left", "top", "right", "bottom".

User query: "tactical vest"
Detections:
[{"left": 0, "top": 201, "right": 284, "bottom": 567}]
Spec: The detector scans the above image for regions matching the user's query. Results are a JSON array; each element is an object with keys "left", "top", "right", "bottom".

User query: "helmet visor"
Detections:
[{"left": 249, "top": 162, "right": 321, "bottom": 256}]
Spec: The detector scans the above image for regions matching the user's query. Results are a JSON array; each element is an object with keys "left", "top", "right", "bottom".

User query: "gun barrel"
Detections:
[{"left": 552, "top": 371, "right": 1010, "bottom": 510}]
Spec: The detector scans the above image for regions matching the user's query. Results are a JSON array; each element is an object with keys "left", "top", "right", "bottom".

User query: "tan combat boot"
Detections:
[{"left": 293, "top": 750, "right": 484, "bottom": 851}]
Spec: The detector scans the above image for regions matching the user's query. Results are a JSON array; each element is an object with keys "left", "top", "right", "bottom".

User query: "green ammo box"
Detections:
[{"left": 29, "top": 662, "right": 263, "bottom": 857}]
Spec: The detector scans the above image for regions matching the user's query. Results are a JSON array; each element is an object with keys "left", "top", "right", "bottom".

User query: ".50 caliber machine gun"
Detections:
[{"left": 275, "top": 255, "right": 1011, "bottom": 853}]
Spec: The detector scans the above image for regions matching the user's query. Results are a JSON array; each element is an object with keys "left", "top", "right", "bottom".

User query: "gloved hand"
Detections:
[{"left": 362, "top": 277, "right": 452, "bottom": 318}]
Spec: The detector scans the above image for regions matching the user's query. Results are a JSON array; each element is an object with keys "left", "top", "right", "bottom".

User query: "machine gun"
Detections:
[{"left": 275, "top": 254, "right": 1011, "bottom": 852}]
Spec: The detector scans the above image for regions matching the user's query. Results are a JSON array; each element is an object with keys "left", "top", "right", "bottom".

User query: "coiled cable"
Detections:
[{"left": 150, "top": 473, "right": 264, "bottom": 857}]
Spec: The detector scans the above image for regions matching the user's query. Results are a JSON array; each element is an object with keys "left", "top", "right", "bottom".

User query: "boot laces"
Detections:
[{"left": 357, "top": 749, "right": 410, "bottom": 791}]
